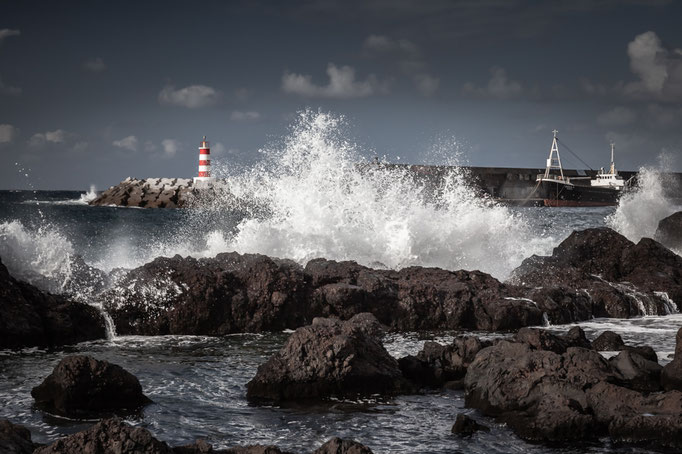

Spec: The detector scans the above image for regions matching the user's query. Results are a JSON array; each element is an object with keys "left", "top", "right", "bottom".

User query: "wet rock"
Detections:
[
  {"left": 515, "top": 328, "right": 569, "bottom": 353},
  {"left": 34, "top": 417, "right": 173, "bottom": 454},
  {"left": 407, "top": 336, "right": 491, "bottom": 387},
  {"left": 173, "top": 439, "right": 215, "bottom": 453},
  {"left": 655, "top": 211, "right": 682, "bottom": 251},
  {"left": 31, "top": 355, "right": 151, "bottom": 418},
  {"left": 592, "top": 331, "right": 625, "bottom": 351},
  {"left": 0, "top": 419, "right": 35, "bottom": 454},
  {"left": 563, "top": 326, "right": 592, "bottom": 350},
  {"left": 510, "top": 228, "right": 682, "bottom": 318},
  {"left": 464, "top": 341, "right": 617, "bottom": 441},
  {"left": 587, "top": 382, "right": 682, "bottom": 450},
  {"left": 313, "top": 437, "right": 374, "bottom": 454},
  {"left": 246, "top": 314, "right": 411, "bottom": 402},
  {"left": 0, "top": 256, "right": 106, "bottom": 349},
  {"left": 451, "top": 414, "right": 490, "bottom": 436},
  {"left": 222, "top": 447, "right": 289, "bottom": 454},
  {"left": 662, "top": 327, "right": 682, "bottom": 392},
  {"left": 609, "top": 350, "right": 662, "bottom": 392}
]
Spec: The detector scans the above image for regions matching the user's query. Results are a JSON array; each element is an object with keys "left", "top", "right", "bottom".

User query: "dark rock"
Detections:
[
  {"left": 246, "top": 314, "right": 412, "bottom": 402},
  {"left": 562, "top": 326, "right": 592, "bottom": 350},
  {"left": 222, "top": 447, "right": 289, "bottom": 454},
  {"left": 173, "top": 439, "right": 215, "bottom": 453},
  {"left": 592, "top": 331, "right": 625, "bottom": 351},
  {"left": 655, "top": 211, "right": 682, "bottom": 251},
  {"left": 451, "top": 414, "right": 490, "bottom": 436},
  {"left": 623, "top": 345, "right": 658, "bottom": 363},
  {"left": 662, "top": 327, "right": 682, "bottom": 392},
  {"left": 510, "top": 228, "right": 682, "bottom": 318},
  {"left": 31, "top": 355, "right": 151, "bottom": 418},
  {"left": 609, "top": 350, "right": 662, "bottom": 392},
  {"left": 0, "top": 419, "right": 35, "bottom": 454},
  {"left": 313, "top": 437, "right": 373, "bottom": 454},
  {"left": 410, "top": 336, "right": 491, "bottom": 387},
  {"left": 464, "top": 341, "right": 617, "bottom": 441},
  {"left": 587, "top": 382, "right": 682, "bottom": 450},
  {"left": 34, "top": 417, "right": 173, "bottom": 454},
  {"left": 398, "top": 355, "right": 440, "bottom": 388},
  {"left": 515, "top": 328, "right": 568, "bottom": 353},
  {"left": 0, "top": 256, "right": 106, "bottom": 349}
]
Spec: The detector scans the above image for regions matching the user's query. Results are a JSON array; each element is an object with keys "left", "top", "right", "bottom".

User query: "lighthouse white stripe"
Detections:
[{"left": 198, "top": 165, "right": 210, "bottom": 171}]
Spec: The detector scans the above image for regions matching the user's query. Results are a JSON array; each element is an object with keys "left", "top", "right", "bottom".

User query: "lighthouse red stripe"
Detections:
[
  {"left": 199, "top": 150, "right": 210, "bottom": 155},
  {"left": 198, "top": 171, "right": 209, "bottom": 177},
  {"left": 199, "top": 160, "right": 210, "bottom": 166}
]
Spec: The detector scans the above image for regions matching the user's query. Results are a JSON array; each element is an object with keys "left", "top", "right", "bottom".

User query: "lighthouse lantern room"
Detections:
[{"left": 193, "top": 136, "right": 214, "bottom": 185}]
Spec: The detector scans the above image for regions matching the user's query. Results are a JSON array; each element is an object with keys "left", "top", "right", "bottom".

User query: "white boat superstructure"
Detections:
[{"left": 591, "top": 143, "right": 625, "bottom": 189}]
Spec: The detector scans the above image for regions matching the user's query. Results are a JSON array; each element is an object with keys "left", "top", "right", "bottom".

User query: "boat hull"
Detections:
[{"left": 539, "top": 181, "right": 621, "bottom": 207}]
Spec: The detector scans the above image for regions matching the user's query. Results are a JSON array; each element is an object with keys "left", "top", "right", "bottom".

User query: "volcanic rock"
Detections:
[
  {"left": 31, "top": 355, "right": 151, "bottom": 418},
  {"left": 34, "top": 417, "right": 173, "bottom": 454},
  {"left": 592, "top": 331, "right": 625, "bottom": 351},
  {"left": 510, "top": 228, "right": 682, "bottom": 319},
  {"left": 0, "top": 256, "right": 106, "bottom": 349},
  {"left": 0, "top": 419, "right": 35, "bottom": 454},
  {"left": 221, "top": 447, "right": 289, "bottom": 454},
  {"left": 313, "top": 437, "right": 374, "bottom": 454},
  {"left": 451, "top": 414, "right": 490, "bottom": 436},
  {"left": 246, "top": 314, "right": 411, "bottom": 402},
  {"left": 655, "top": 211, "right": 682, "bottom": 251},
  {"left": 662, "top": 326, "right": 682, "bottom": 392},
  {"left": 609, "top": 350, "right": 662, "bottom": 392}
]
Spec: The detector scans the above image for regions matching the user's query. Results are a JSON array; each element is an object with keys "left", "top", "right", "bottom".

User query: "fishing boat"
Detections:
[{"left": 536, "top": 130, "right": 624, "bottom": 207}]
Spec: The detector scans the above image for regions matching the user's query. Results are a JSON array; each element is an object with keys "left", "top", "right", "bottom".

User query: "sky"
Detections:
[{"left": 1, "top": 0, "right": 682, "bottom": 190}]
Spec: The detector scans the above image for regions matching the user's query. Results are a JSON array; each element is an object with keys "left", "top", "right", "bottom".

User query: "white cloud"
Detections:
[
  {"left": 0, "top": 29, "right": 20, "bottom": 45},
  {"left": 144, "top": 140, "right": 157, "bottom": 152},
  {"left": 230, "top": 110, "right": 261, "bottom": 121},
  {"left": 363, "top": 34, "right": 419, "bottom": 56},
  {"left": 158, "top": 84, "right": 222, "bottom": 108},
  {"left": 0, "top": 124, "right": 18, "bottom": 143},
  {"left": 623, "top": 31, "right": 682, "bottom": 101},
  {"left": 597, "top": 106, "right": 637, "bottom": 126},
  {"left": 462, "top": 67, "right": 522, "bottom": 99},
  {"left": 83, "top": 57, "right": 106, "bottom": 72},
  {"left": 28, "top": 129, "right": 69, "bottom": 146},
  {"left": 0, "top": 76, "right": 21, "bottom": 96},
  {"left": 413, "top": 73, "right": 439, "bottom": 96},
  {"left": 282, "top": 63, "right": 387, "bottom": 98},
  {"left": 161, "top": 139, "right": 180, "bottom": 158},
  {"left": 112, "top": 135, "right": 138, "bottom": 151}
]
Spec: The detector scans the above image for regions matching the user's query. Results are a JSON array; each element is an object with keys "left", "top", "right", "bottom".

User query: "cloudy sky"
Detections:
[{"left": 1, "top": 0, "right": 682, "bottom": 189}]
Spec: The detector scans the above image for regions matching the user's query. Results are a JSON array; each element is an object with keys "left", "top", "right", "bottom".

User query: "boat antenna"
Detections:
[{"left": 543, "top": 129, "right": 565, "bottom": 180}]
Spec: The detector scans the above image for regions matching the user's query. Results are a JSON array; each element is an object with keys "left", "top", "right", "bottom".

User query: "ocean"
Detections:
[{"left": 1, "top": 112, "right": 681, "bottom": 453}]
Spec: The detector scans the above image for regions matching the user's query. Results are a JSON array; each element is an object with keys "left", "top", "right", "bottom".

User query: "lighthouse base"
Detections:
[{"left": 193, "top": 177, "right": 215, "bottom": 187}]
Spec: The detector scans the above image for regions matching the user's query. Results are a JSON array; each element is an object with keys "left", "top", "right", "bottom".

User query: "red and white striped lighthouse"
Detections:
[{"left": 193, "top": 136, "right": 214, "bottom": 184}]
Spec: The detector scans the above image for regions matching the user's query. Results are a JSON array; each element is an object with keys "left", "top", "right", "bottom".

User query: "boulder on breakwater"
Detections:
[
  {"left": 31, "top": 355, "right": 151, "bottom": 418},
  {"left": 246, "top": 313, "right": 412, "bottom": 402},
  {"left": 0, "top": 256, "right": 106, "bottom": 349},
  {"left": 89, "top": 177, "right": 230, "bottom": 208}
]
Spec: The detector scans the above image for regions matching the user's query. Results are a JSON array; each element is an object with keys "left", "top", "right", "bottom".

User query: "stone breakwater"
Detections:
[{"left": 89, "top": 177, "right": 207, "bottom": 208}]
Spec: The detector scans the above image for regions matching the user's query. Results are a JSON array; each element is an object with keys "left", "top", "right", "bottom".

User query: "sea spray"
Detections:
[
  {"left": 606, "top": 166, "right": 679, "bottom": 242},
  {"left": 198, "top": 110, "right": 555, "bottom": 279}
]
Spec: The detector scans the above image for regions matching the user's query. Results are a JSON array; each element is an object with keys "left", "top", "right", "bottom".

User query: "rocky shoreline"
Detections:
[{"left": 2, "top": 224, "right": 682, "bottom": 452}]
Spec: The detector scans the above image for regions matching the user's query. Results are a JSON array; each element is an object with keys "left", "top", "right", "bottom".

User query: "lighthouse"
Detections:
[{"left": 193, "top": 136, "right": 214, "bottom": 185}]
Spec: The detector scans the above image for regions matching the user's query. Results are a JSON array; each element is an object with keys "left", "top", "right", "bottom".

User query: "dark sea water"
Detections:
[
  {"left": 0, "top": 188, "right": 680, "bottom": 454},
  {"left": 1, "top": 113, "right": 681, "bottom": 454}
]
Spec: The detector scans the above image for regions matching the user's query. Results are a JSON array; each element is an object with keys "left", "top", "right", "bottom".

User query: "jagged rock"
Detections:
[
  {"left": 90, "top": 177, "right": 194, "bottom": 208},
  {"left": 312, "top": 437, "right": 373, "bottom": 454},
  {"left": 609, "top": 350, "right": 662, "bottom": 392},
  {"left": 655, "top": 211, "right": 682, "bottom": 251},
  {"left": 31, "top": 355, "right": 151, "bottom": 418},
  {"left": 0, "top": 419, "right": 35, "bottom": 454},
  {"left": 662, "top": 327, "right": 682, "bottom": 392},
  {"left": 592, "top": 331, "right": 625, "bottom": 351},
  {"left": 510, "top": 228, "right": 682, "bottom": 318},
  {"left": 246, "top": 314, "right": 412, "bottom": 402},
  {"left": 34, "top": 417, "right": 173, "bottom": 454},
  {"left": 451, "top": 414, "right": 490, "bottom": 436},
  {"left": 0, "top": 256, "right": 106, "bottom": 349}
]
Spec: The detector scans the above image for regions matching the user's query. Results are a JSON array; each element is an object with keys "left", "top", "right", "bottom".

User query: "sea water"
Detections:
[{"left": 0, "top": 111, "right": 680, "bottom": 453}]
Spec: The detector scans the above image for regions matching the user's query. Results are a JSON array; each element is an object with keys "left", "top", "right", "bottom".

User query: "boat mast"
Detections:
[
  {"left": 543, "top": 129, "right": 565, "bottom": 180},
  {"left": 609, "top": 142, "right": 616, "bottom": 175}
]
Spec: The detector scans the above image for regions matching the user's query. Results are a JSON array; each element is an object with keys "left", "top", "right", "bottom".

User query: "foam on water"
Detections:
[
  {"left": 607, "top": 166, "right": 680, "bottom": 243},
  {"left": 204, "top": 110, "right": 554, "bottom": 279}
]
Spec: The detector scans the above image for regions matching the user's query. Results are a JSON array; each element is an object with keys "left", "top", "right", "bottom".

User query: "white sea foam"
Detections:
[
  {"left": 191, "top": 110, "right": 555, "bottom": 279},
  {"left": 606, "top": 166, "right": 680, "bottom": 243},
  {"left": 78, "top": 185, "right": 98, "bottom": 204}
]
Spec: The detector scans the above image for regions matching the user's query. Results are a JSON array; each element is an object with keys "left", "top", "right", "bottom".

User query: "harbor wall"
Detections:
[{"left": 90, "top": 166, "right": 682, "bottom": 208}]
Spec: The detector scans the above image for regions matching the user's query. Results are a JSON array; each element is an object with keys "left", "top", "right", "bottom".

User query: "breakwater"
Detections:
[{"left": 90, "top": 166, "right": 682, "bottom": 208}]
